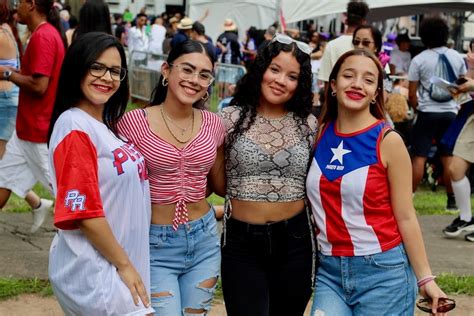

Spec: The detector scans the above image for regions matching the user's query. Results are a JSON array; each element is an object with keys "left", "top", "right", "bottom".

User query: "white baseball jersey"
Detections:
[{"left": 48, "top": 108, "right": 154, "bottom": 315}]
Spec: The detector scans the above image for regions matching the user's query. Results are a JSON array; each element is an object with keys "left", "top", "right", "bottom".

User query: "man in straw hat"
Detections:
[
  {"left": 171, "top": 17, "right": 193, "bottom": 48},
  {"left": 217, "top": 18, "right": 241, "bottom": 65}
]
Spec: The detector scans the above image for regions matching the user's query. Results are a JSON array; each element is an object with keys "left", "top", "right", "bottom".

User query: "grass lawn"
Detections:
[
  {"left": 2, "top": 183, "right": 470, "bottom": 216},
  {"left": 1, "top": 273, "right": 472, "bottom": 301},
  {"left": 0, "top": 149, "right": 472, "bottom": 300}
]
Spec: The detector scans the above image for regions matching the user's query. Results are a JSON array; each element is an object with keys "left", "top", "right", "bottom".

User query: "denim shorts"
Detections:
[
  {"left": 149, "top": 206, "right": 221, "bottom": 315},
  {"left": 0, "top": 86, "right": 19, "bottom": 141},
  {"left": 311, "top": 244, "right": 417, "bottom": 316}
]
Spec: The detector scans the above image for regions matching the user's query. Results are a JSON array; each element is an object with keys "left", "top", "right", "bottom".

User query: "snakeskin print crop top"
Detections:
[{"left": 219, "top": 106, "right": 318, "bottom": 202}]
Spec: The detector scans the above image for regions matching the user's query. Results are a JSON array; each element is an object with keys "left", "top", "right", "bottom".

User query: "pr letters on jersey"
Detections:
[{"left": 112, "top": 143, "right": 148, "bottom": 181}]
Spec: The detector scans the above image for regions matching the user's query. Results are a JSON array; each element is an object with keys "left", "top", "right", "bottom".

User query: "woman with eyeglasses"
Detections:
[
  {"left": 307, "top": 49, "right": 446, "bottom": 315},
  {"left": 117, "top": 39, "right": 225, "bottom": 315},
  {"left": 47, "top": 32, "right": 154, "bottom": 315},
  {"left": 352, "top": 25, "right": 395, "bottom": 124},
  {"left": 352, "top": 25, "right": 387, "bottom": 68},
  {"left": 219, "top": 33, "right": 317, "bottom": 316}
]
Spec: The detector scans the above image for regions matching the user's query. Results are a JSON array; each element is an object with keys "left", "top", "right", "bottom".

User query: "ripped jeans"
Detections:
[{"left": 149, "top": 207, "right": 221, "bottom": 315}]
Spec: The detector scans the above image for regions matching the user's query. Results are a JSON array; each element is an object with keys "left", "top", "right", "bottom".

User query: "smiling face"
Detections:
[
  {"left": 260, "top": 51, "right": 300, "bottom": 109},
  {"left": 331, "top": 55, "right": 379, "bottom": 114},
  {"left": 80, "top": 47, "right": 122, "bottom": 109},
  {"left": 162, "top": 52, "right": 213, "bottom": 106},
  {"left": 353, "top": 28, "right": 377, "bottom": 54}
]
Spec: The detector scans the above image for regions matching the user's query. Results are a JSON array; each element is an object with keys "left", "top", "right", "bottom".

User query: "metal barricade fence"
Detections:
[
  {"left": 129, "top": 50, "right": 167, "bottom": 102},
  {"left": 209, "top": 63, "right": 247, "bottom": 112},
  {"left": 128, "top": 50, "right": 246, "bottom": 111}
]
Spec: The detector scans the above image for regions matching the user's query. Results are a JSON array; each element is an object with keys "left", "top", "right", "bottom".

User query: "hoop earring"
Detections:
[
  {"left": 331, "top": 91, "right": 336, "bottom": 97},
  {"left": 162, "top": 77, "right": 168, "bottom": 87},
  {"left": 370, "top": 99, "right": 376, "bottom": 105},
  {"left": 201, "top": 91, "right": 209, "bottom": 101}
]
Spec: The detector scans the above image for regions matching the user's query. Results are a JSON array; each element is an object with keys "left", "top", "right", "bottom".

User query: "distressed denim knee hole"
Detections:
[{"left": 183, "top": 307, "right": 207, "bottom": 315}]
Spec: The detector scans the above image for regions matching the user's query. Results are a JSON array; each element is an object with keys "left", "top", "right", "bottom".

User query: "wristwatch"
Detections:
[{"left": 2, "top": 70, "right": 12, "bottom": 81}]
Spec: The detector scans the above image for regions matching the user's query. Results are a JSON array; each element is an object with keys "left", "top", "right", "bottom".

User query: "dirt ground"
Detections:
[{"left": 0, "top": 294, "right": 472, "bottom": 316}]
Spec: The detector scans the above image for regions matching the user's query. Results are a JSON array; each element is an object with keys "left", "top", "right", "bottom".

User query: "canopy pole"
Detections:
[{"left": 276, "top": 0, "right": 282, "bottom": 30}]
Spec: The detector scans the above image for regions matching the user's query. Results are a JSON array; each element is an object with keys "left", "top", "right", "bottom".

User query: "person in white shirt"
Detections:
[
  {"left": 148, "top": 16, "right": 166, "bottom": 55},
  {"left": 128, "top": 13, "right": 149, "bottom": 62},
  {"left": 48, "top": 32, "right": 153, "bottom": 315},
  {"left": 390, "top": 32, "right": 411, "bottom": 74},
  {"left": 408, "top": 16, "right": 466, "bottom": 211},
  {"left": 318, "top": 0, "right": 369, "bottom": 91}
]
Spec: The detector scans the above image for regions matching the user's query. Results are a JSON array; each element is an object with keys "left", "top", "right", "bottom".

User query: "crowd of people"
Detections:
[{"left": 0, "top": 0, "right": 473, "bottom": 315}]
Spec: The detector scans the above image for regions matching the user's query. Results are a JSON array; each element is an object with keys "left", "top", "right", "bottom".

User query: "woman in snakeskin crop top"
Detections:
[{"left": 218, "top": 34, "right": 318, "bottom": 316}]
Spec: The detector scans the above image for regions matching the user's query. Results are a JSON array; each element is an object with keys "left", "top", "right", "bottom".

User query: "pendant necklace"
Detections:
[{"left": 160, "top": 106, "right": 195, "bottom": 144}]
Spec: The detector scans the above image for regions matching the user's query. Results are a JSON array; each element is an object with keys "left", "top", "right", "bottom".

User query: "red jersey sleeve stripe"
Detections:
[{"left": 53, "top": 130, "right": 105, "bottom": 230}]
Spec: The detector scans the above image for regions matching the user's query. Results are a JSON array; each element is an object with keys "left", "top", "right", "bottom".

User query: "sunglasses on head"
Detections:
[
  {"left": 271, "top": 33, "right": 312, "bottom": 55},
  {"left": 352, "top": 39, "right": 374, "bottom": 47}
]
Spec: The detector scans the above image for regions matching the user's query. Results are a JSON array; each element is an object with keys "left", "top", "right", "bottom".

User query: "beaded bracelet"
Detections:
[{"left": 417, "top": 275, "right": 436, "bottom": 288}]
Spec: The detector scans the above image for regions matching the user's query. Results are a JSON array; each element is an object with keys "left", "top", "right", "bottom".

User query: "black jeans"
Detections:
[{"left": 221, "top": 210, "right": 313, "bottom": 316}]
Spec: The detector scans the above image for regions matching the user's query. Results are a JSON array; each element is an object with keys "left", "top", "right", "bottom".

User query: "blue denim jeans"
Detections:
[
  {"left": 149, "top": 207, "right": 220, "bottom": 315},
  {"left": 311, "top": 244, "right": 417, "bottom": 316},
  {"left": 0, "top": 86, "right": 19, "bottom": 141}
]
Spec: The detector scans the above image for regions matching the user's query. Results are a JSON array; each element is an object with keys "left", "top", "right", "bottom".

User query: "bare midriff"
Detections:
[
  {"left": 151, "top": 199, "right": 210, "bottom": 224},
  {"left": 229, "top": 199, "right": 305, "bottom": 224}
]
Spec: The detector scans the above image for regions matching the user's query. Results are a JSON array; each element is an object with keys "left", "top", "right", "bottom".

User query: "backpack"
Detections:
[{"left": 428, "top": 50, "right": 457, "bottom": 102}]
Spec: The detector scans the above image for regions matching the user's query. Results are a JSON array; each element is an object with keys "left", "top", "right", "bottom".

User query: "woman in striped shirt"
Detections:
[{"left": 118, "top": 40, "right": 225, "bottom": 315}]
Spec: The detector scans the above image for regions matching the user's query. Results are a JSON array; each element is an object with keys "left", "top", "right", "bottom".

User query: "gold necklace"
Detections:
[
  {"left": 160, "top": 106, "right": 195, "bottom": 144},
  {"left": 161, "top": 108, "right": 192, "bottom": 135}
]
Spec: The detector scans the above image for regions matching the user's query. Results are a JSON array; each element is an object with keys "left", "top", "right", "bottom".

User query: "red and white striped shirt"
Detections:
[{"left": 118, "top": 108, "right": 225, "bottom": 229}]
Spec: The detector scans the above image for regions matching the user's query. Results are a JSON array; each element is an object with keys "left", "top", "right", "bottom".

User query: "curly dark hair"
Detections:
[
  {"left": 320, "top": 49, "right": 385, "bottom": 125},
  {"left": 346, "top": 0, "right": 370, "bottom": 27},
  {"left": 226, "top": 40, "right": 313, "bottom": 148},
  {"left": 419, "top": 16, "right": 449, "bottom": 48}
]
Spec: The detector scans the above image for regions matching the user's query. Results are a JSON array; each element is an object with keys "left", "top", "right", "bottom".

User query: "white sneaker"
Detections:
[{"left": 30, "top": 199, "right": 53, "bottom": 233}]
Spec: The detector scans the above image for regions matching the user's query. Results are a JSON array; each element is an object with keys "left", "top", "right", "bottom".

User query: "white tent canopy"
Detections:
[
  {"left": 282, "top": 0, "right": 474, "bottom": 23},
  {"left": 189, "top": 0, "right": 474, "bottom": 41},
  {"left": 189, "top": 0, "right": 277, "bottom": 43}
]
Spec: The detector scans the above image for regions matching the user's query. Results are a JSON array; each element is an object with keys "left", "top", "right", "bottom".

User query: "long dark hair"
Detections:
[
  {"left": 34, "top": 0, "right": 67, "bottom": 49},
  {"left": 149, "top": 39, "right": 215, "bottom": 108},
  {"left": 72, "top": 0, "right": 112, "bottom": 42},
  {"left": 48, "top": 32, "right": 129, "bottom": 143},
  {"left": 0, "top": 0, "right": 23, "bottom": 59},
  {"left": 226, "top": 40, "right": 313, "bottom": 148},
  {"left": 320, "top": 49, "right": 385, "bottom": 125}
]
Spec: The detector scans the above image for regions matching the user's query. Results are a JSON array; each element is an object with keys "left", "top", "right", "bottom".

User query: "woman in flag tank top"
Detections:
[
  {"left": 118, "top": 40, "right": 225, "bottom": 315},
  {"left": 47, "top": 33, "right": 153, "bottom": 315},
  {"left": 307, "top": 49, "right": 446, "bottom": 315}
]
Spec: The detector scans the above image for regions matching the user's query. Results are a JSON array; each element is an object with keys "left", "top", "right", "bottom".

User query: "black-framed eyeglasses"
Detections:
[
  {"left": 272, "top": 33, "right": 312, "bottom": 55},
  {"left": 352, "top": 39, "right": 374, "bottom": 47},
  {"left": 169, "top": 63, "right": 215, "bottom": 87},
  {"left": 89, "top": 62, "right": 127, "bottom": 82}
]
